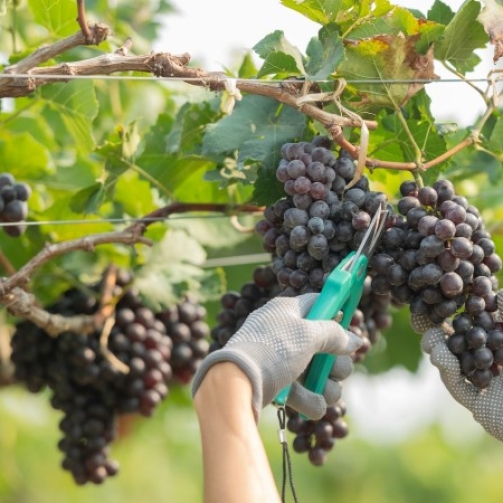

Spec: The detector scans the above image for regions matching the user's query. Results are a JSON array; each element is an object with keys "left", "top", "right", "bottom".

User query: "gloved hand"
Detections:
[
  {"left": 191, "top": 293, "right": 362, "bottom": 421},
  {"left": 412, "top": 292, "right": 503, "bottom": 442}
]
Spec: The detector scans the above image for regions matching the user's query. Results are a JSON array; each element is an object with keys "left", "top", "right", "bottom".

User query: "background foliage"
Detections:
[{"left": 1, "top": 0, "right": 503, "bottom": 500}]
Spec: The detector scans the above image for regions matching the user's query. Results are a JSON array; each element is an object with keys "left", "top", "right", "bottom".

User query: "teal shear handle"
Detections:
[{"left": 273, "top": 251, "right": 368, "bottom": 406}]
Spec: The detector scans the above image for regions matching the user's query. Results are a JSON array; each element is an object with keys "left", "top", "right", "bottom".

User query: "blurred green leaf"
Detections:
[
  {"left": 40, "top": 81, "right": 99, "bottom": 154},
  {"left": 27, "top": 0, "right": 76, "bottom": 36},
  {"left": 434, "top": 0, "right": 487, "bottom": 73},
  {"left": 427, "top": 0, "right": 455, "bottom": 24},
  {"left": 238, "top": 52, "right": 259, "bottom": 78},
  {"left": 69, "top": 183, "right": 106, "bottom": 214},
  {"left": 0, "top": 131, "right": 52, "bottom": 179},
  {"left": 135, "top": 229, "right": 225, "bottom": 309},
  {"left": 483, "top": 113, "right": 503, "bottom": 155}
]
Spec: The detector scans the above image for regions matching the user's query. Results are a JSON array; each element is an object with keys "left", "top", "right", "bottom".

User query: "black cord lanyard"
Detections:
[{"left": 277, "top": 406, "right": 299, "bottom": 503}]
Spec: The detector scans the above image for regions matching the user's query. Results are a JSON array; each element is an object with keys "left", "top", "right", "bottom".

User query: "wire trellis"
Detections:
[{"left": 0, "top": 72, "right": 501, "bottom": 85}]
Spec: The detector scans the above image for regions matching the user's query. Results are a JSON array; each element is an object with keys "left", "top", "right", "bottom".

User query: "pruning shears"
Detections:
[{"left": 273, "top": 207, "right": 388, "bottom": 408}]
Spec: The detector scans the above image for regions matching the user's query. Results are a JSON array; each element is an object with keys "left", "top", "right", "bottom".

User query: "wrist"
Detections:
[
  {"left": 194, "top": 362, "right": 255, "bottom": 420},
  {"left": 192, "top": 344, "right": 278, "bottom": 421}
]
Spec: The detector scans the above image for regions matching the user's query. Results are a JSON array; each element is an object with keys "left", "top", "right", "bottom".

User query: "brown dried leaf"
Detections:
[
  {"left": 402, "top": 44, "right": 438, "bottom": 106},
  {"left": 478, "top": 0, "right": 503, "bottom": 62},
  {"left": 339, "top": 33, "right": 438, "bottom": 110}
]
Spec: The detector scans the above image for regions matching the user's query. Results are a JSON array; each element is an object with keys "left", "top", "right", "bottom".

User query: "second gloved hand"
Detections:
[
  {"left": 412, "top": 292, "right": 503, "bottom": 442},
  {"left": 191, "top": 293, "right": 362, "bottom": 421}
]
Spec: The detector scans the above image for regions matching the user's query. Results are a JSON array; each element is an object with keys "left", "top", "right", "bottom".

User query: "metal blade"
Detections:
[{"left": 344, "top": 205, "right": 388, "bottom": 273}]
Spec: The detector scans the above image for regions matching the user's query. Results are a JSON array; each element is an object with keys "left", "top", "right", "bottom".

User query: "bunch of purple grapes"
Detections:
[
  {"left": 0, "top": 172, "right": 31, "bottom": 237},
  {"left": 371, "top": 179, "right": 502, "bottom": 389},
  {"left": 256, "top": 136, "right": 392, "bottom": 317},
  {"left": 286, "top": 400, "right": 349, "bottom": 466},
  {"left": 156, "top": 296, "right": 211, "bottom": 385},
  {"left": 10, "top": 270, "right": 210, "bottom": 485}
]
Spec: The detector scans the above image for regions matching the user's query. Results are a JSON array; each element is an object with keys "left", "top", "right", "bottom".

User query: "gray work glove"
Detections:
[
  {"left": 191, "top": 293, "right": 362, "bottom": 421},
  {"left": 412, "top": 292, "right": 503, "bottom": 442}
]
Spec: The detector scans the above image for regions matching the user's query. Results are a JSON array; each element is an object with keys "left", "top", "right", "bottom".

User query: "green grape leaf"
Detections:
[
  {"left": 305, "top": 24, "right": 344, "bottom": 80},
  {"left": 135, "top": 229, "right": 225, "bottom": 309},
  {"left": 257, "top": 53, "right": 305, "bottom": 78},
  {"left": 38, "top": 193, "right": 114, "bottom": 241},
  {"left": 114, "top": 172, "right": 154, "bottom": 217},
  {"left": 0, "top": 131, "right": 52, "bottom": 180},
  {"left": 202, "top": 95, "right": 307, "bottom": 169},
  {"left": 478, "top": 0, "right": 503, "bottom": 62},
  {"left": 483, "top": 113, "right": 503, "bottom": 155},
  {"left": 95, "top": 123, "right": 142, "bottom": 194},
  {"left": 137, "top": 150, "right": 231, "bottom": 203},
  {"left": 368, "top": 93, "right": 447, "bottom": 181},
  {"left": 164, "top": 102, "right": 221, "bottom": 156},
  {"left": 339, "top": 34, "right": 438, "bottom": 110},
  {"left": 427, "top": 0, "right": 455, "bottom": 25},
  {"left": 27, "top": 0, "right": 77, "bottom": 36},
  {"left": 434, "top": 0, "right": 488, "bottom": 73},
  {"left": 346, "top": 6, "right": 418, "bottom": 38},
  {"left": 254, "top": 31, "right": 306, "bottom": 77},
  {"left": 141, "top": 106, "right": 250, "bottom": 201},
  {"left": 168, "top": 216, "right": 258, "bottom": 250},
  {"left": 40, "top": 81, "right": 99, "bottom": 154},
  {"left": 69, "top": 182, "right": 106, "bottom": 214},
  {"left": 4, "top": 115, "right": 58, "bottom": 153},
  {"left": 47, "top": 158, "right": 98, "bottom": 191},
  {"left": 251, "top": 163, "right": 285, "bottom": 206},
  {"left": 238, "top": 52, "right": 259, "bottom": 79},
  {"left": 336, "top": 0, "right": 394, "bottom": 34},
  {"left": 280, "top": 0, "right": 342, "bottom": 24}
]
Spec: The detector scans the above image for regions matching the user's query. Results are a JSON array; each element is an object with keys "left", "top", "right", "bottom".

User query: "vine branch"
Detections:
[
  {"left": 0, "top": 26, "right": 375, "bottom": 131},
  {"left": 0, "top": 201, "right": 263, "bottom": 338},
  {"left": 0, "top": 23, "right": 110, "bottom": 95},
  {"left": 76, "top": 0, "right": 93, "bottom": 42}
]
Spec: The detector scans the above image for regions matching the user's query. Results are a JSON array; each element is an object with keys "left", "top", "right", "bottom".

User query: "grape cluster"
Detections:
[
  {"left": 156, "top": 297, "right": 211, "bottom": 384},
  {"left": 370, "top": 179, "right": 502, "bottom": 389},
  {"left": 10, "top": 271, "right": 210, "bottom": 484},
  {"left": 0, "top": 172, "right": 31, "bottom": 237},
  {"left": 256, "top": 137, "right": 392, "bottom": 332},
  {"left": 286, "top": 401, "right": 349, "bottom": 466},
  {"left": 258, "top": 137, "right": 390, "bottom": 299}
]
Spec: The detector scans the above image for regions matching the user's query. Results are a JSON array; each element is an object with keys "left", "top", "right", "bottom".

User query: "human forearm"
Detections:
[{"left": 194, "top": 362, "right": 281, "bottom": 503}]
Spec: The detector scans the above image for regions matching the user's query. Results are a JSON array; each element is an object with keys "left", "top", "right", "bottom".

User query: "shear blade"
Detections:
[{"left": 346, "top": 206, "right": 388, "bottom": 273}]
